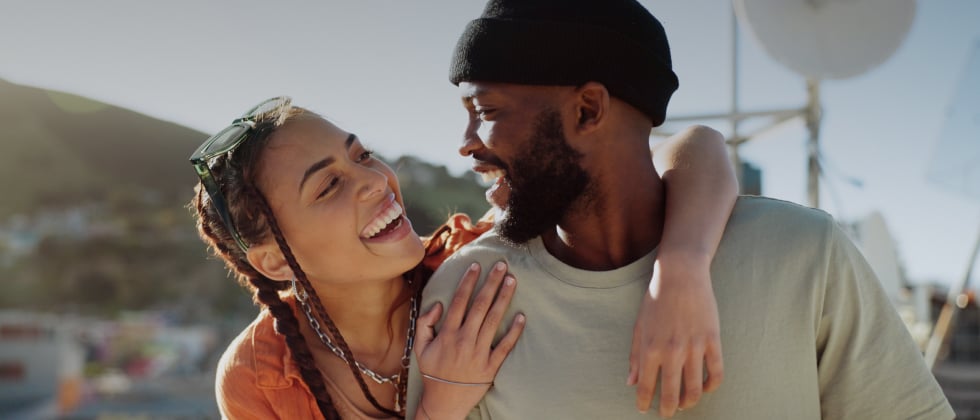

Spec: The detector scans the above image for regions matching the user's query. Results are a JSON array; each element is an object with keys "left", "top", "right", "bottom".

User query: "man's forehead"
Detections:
[{"left": 459, "top": 81, "right": 558, "bottom": 102}]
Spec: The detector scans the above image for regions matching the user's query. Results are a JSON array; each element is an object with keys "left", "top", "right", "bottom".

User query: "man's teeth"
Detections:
[
  {"left": 480, "top": 170, "right": 505, "bottom": 183},
  {"left": 363, "top": 202, "right": 403, "bottom": 238}
]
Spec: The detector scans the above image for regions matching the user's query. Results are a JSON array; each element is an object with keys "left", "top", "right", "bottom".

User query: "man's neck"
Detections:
[{"left": 541, "top": 147, "right": 665, "bottom": 271}]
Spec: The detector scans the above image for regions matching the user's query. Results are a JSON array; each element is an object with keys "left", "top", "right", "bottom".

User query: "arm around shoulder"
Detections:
[
  {"left": 628, "top": 125, "right": 736, "bottom": 416},
  {"left": 653, "top": 124, "right": 737, "bottom": 259}
]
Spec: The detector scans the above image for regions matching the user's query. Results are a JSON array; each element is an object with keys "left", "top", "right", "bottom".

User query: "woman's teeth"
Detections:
[
  {"left": 362, "top": 202, "right": 404, "bottom": 239},
  {"left": 480, "top": 169, "right": 505, "bottom": 183}
]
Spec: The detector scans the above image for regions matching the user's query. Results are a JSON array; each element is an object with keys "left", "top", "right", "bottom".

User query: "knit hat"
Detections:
[{"left": 449, "top": 0, "right": 679, "bottom": 127}]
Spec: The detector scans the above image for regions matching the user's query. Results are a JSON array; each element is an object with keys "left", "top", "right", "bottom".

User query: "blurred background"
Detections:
[{"left": 0, "top": 0, "right": 978, "bottom": 418}]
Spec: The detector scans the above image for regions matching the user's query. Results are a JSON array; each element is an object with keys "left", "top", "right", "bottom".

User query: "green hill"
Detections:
[
  {"left": 0, "top": 79, "right": 204, "bottom": 216},
  {"left": 0, "top": 78, "right": 489, "bottom": 229}
]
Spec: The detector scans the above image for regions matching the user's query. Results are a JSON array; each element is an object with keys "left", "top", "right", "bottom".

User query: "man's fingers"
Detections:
[
  {"left": 680, "top": 350, "right": 705, "bottom": 410},
  {"left": 703, "top": 339, "right": 725, "bottom": 393},
  {"left": 444, "top": 262, "right": 481, "bottom": 328}
]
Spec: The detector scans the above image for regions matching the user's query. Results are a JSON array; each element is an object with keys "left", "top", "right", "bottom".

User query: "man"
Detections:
[{"left": 407, "top": 0, "right": 954, "bottom": 418}]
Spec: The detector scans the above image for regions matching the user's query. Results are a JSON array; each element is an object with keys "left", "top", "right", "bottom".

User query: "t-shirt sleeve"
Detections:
[{"left": 816, "top": 222, "right": 954, "bottom": 419}]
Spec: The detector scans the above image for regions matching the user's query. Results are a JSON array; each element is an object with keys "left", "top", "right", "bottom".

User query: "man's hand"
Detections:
[{"left": 628, "top": 252, "right": 724, "bottom": 418}]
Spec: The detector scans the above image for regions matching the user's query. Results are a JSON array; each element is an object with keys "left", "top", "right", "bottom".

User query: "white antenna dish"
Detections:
[{"left": 734, "top": 0, "right": 916, "bottom": 80}]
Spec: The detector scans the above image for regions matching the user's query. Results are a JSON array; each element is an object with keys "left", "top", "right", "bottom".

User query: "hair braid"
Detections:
[
  {"left": 251, "top": 277, "right": 342, "bottom": 420},
  {"left": 249, "top": 186, "right": 403, "bottom": 418},
  {"left": 194, "top": 187, "right": 341, "bottom": 419}
]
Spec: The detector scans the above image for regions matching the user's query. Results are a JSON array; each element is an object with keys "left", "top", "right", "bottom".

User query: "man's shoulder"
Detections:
[
  {"left": 425, "top": 230, "right": 527, "bottom": 298},
  {"left": 720, "top": 196, "right": 839, "bottom": 258},
  {"left": 441, "top": 229, "right": 526, "bottom": 269},
  {"left": 728, "top": 195, "right": 835, "bottom": 235},
  {"left": 731, "top": 195, "right": 832, "bottom": 223}
]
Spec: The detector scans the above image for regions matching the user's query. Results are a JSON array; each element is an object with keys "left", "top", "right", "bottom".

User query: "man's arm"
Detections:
[
  {"left": 630, "top": 125, "right": 738, "bottom": 416},
  {"left": 817, "top": 221, "right": 953, "bottom": 419}
]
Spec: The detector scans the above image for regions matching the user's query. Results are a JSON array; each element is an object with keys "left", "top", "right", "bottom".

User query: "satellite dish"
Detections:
[{"left": 734, "top": 0, "right": 916, "bottom": 80}]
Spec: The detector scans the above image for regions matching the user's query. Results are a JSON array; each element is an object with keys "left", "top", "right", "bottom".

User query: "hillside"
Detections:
[
  {"left": 0, "top": 79, "right": 488, "bottom": 230},
  {"left": 0, "top": 79, "right": 205, "bottom": 216}
]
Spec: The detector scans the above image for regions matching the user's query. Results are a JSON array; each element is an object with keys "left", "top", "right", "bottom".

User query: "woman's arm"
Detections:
[
  {"left": 629, "top": 125, "right": 737, "bottom": 418},
  {"left": 653, "top": 125, "right": 739, "bottom": 260}
]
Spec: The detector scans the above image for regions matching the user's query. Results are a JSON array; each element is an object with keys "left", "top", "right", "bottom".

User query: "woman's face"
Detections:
[{"left": 253, "top": 114, "right": 424, "bottom": 286}]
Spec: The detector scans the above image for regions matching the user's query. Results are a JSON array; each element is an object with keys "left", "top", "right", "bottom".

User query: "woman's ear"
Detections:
[
  {"left": 574, "top": 81, "right": 610, "bottom": 132},
  {"left": 246, "top": 242, "right": 294, "bottom": 282}
]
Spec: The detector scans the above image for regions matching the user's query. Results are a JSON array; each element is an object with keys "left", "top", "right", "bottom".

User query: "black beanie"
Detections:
[{"left": 449, "top": 0, "right": 679, "bottom": 127}]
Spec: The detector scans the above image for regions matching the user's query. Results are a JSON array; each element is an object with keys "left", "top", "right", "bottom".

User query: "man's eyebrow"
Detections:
[{"left": 299, "top": 133, "right": 357, "bottom": 193}]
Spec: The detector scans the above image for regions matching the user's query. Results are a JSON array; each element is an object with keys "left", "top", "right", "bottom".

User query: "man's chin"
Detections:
[{"left": 495, "top": 210, "right": 552, "bottom": 245}]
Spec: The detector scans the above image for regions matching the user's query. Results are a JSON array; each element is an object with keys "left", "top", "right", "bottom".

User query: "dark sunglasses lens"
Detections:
[
  {"left": 241, "top": 97, "right": 290, "bottom": 119},
  {"left": 191, "top": 124, "right": 249, "bottom": 161}
]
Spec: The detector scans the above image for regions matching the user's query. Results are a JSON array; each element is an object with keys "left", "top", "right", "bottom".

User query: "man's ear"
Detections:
[
  {"left": 573, "top": 82, "right": 610, "bottom": 133},
  {"left": 246, "top": 242, "right": 294, "bottom": 282}
]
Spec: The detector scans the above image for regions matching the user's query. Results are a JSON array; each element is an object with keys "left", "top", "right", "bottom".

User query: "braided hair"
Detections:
[{"left": 190, "top": 104, "right": 442, "bottom": 419}]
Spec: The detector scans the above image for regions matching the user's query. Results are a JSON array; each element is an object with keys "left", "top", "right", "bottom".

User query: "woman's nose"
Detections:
[{"left": 357, "top": 166, "right": 387, "bottom": 202}]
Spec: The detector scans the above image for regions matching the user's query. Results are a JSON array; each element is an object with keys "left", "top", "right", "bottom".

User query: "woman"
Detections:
[{"left": 191, "top": 97, "right": 736, "bottom": 419}]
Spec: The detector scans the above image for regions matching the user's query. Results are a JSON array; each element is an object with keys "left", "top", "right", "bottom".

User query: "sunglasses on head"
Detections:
[{"left": 189, "top": 96, "right": 292, "bottom": 253}]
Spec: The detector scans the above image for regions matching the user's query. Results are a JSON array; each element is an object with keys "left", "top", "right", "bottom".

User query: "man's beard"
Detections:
[{"left": 496, "top": 110, "right": 591, "bottom": 244}]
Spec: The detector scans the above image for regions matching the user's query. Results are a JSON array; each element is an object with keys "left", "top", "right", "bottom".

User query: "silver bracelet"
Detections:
[{"left": 421, "top": 373, "right": 493, "bottom": 387}]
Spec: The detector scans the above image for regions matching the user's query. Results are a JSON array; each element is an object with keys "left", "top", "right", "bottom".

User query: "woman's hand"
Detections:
[
  {"left": 413, "top": 261, "right": 525, "bottom": 420},
  {"left": 628, "top": 251, "right": 724, "bottom": 418}
]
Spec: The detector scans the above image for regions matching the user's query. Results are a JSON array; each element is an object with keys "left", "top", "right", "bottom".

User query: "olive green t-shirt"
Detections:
[{"left": 407, "top": 197, "right": 953, "bottom": 419}]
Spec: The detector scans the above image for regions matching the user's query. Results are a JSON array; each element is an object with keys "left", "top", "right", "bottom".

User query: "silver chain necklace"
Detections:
[{"left": 293, "top": 279, "right": 418, "bottom": 412}]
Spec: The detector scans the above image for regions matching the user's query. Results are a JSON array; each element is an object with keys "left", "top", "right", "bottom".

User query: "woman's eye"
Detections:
[
  {"left": 317, "top": 177, "right": 340, "bottom": 199},
  {"left": 357, "top": 150, "right": 375, "bottom": 163}
]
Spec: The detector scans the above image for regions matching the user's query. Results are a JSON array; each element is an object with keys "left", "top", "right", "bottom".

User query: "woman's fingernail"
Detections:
[
  {"left": 469, "top": 262, "right": 480, "bottom": 271},
  {"left": 504, "top": 276, "right": 515, "bottom": 286},
  {"left": 494, "top": 261, "right": 506, "bottom": 271},
  {"left": 516, "top": 313, "right": 526, "bottom": 323}
]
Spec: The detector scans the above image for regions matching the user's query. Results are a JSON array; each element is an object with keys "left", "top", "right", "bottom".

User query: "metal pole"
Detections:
[
  {"left": 925, "top": 216, "right": 980, "bottom": 369},
  {"left": 806, "top": 79, "right": 822, "bottom": 208},
  {"left": 730, "top": 2, "right": 743, "bottom": 187}
]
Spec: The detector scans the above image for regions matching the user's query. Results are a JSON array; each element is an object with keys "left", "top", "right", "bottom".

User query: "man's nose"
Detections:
[{"left": 459, "top": 123, "right": 484, "bottom": 157}]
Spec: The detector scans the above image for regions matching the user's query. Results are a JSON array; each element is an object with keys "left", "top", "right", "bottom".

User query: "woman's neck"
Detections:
[{"left": 301, "top": 274, "right": 412, "bottom": 365}]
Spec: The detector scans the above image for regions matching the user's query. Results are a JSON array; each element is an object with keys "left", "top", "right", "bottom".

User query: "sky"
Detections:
[{"left": 1, "top": 0, "right": 978, "bottom": 289}]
